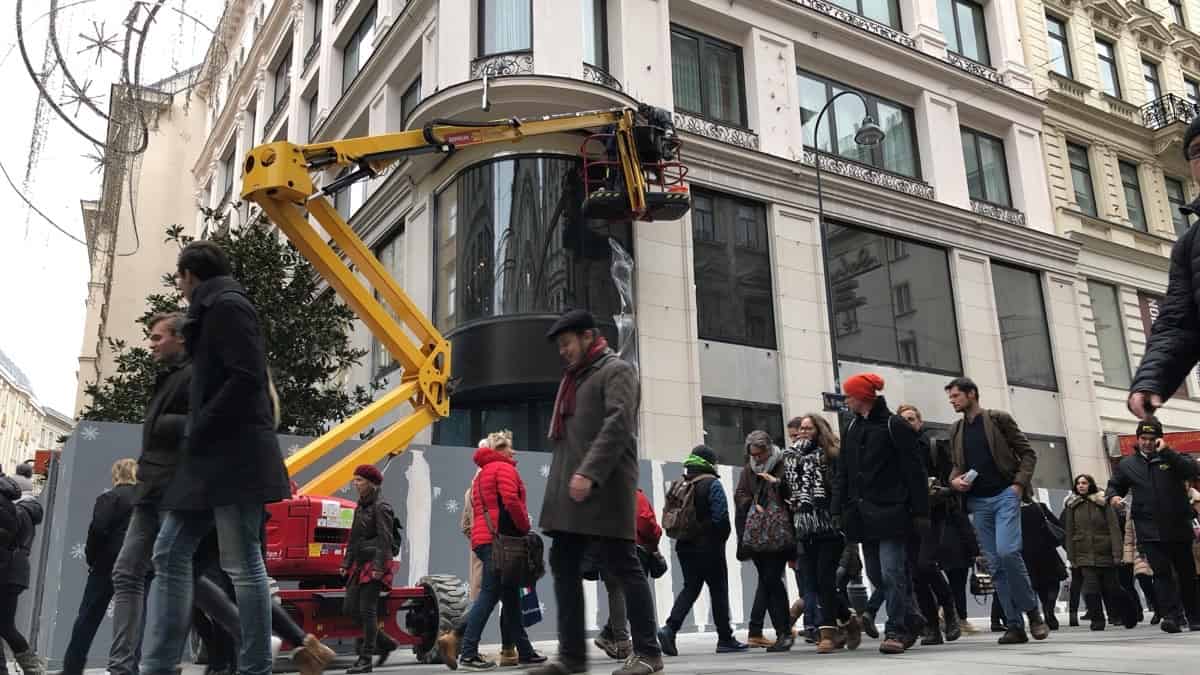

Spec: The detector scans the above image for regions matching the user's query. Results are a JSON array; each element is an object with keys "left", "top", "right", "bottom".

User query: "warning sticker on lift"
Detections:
[{"left": 317, "top": 500, "right": 354, "bottom": 529}]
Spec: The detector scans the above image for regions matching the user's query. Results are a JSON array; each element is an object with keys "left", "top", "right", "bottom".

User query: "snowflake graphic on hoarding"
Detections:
[
  {"left": 79, "top": 425, "right": 100, "bottom": 441},
  {"left": 445, "top": 499, "right": 459, "bottom": 513},
  {"left": 539, "top": 464, "right": 550, "bottom": 478},
  {"left": 70, "top": 542, "right": 86, "bottom": 560}
]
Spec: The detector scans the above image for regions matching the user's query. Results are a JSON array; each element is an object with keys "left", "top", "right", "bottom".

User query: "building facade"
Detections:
[
  {"left": 0, "top": 348, "right": 73, "bottom": 473},
  {"left": 1016, "top": 0, "right": 1200, "bottom": 455},
  {"left": 193, "top": 0, "right": 1123, "bottom": 489},
  {"left": 74, "top": 71, "right": 208, "bottom": 415}
]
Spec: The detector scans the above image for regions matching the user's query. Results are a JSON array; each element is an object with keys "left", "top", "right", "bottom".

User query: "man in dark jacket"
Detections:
[
  {"left": 946, "top": 377, "right": 1049, "bottom": 645},
  {"left": 0, "top": 476, "right": 43, "bottom": 675},
  {"left": 107, "top": 312, "right": 190, "bottom": 675},
  {"left": 657, "top": 446, "right": 745, "bottom": 657},
  {"left": 55, "top": 460, "right": 138, "bottom": 675},
  {"left": 1128, "top": 117, "right": 1200, "bottom": 421},
  {"left": 140, "top": 241, "right": 290, "bottom": 675},
  {"left": 531, "top": 309, "right": 661, "bottom": 675},
  {"left": 1107, "top": 417, "right": 1200, "bottom": 632},
  {"left": 832, "top": 373, "right": 928, "bottom": 655}
]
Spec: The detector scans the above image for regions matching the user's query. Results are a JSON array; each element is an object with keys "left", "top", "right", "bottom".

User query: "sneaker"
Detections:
[
  {"left": 1026, "top": 610, "right": 1049, "bottom": 640},
  {"left": 715, "top": 638, "right": 749, "bottom": 653},
  {"left": 997, "top": 627, "right": 1029, "bottom": 645},
  {"left": 459, "top": 655, "right": 497, "bottom": 671},
  {"left": 746, "top": 635, "right": 773, "bottom": 648},
  {"left": 611, "top": 653, "right": 664, "bottom": 675},
  {"left": 861, "top": 612, "right": 880, "bottom": 639},
  {"left": 657, "top": 627, "right": 678, "bottom": 657},
  {"left": 436, "top": 631, "right": 460, "bottom": 670},
  {"left": 1161, "top": 618, "right": 1182, "bottom": 634},
  {"left": 878, "top": 636, "right": 905, "bottom": 654}
]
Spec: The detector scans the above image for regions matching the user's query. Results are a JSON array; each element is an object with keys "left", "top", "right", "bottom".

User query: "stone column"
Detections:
[
  {"left": 913, "top": 91, "right": 970, "bottom": 209},
  {"left": 985, "top": 0, "right": 1033, "bottom": 92},
  {"left": 744, "top": 27, "right": 801, "bottom": 162},
  {"left": 897, "top": 0, "right": 947, "bottom": 57},
  {"left": 612, "top": 0, "right": 672, "bottom": 108},
  {"left": 436, "top": 0, "right": 471, "bottom": 85}
]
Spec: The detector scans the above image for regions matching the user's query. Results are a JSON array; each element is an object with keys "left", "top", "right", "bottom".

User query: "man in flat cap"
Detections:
[
  {"left": 1129, "top": 117, "right": 1200, "bottom": 420},
  {"left": 529, "top": 310, "right": 662, "bottom": 675}
]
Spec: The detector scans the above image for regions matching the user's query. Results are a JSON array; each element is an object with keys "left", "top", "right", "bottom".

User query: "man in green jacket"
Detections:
[{"left": 945, "top": 377, "right": 1049, "bottom": 645}]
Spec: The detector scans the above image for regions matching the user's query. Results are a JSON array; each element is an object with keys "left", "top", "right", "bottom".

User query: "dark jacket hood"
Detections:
[
  {"left": 474, "top": 446, "right": 517, "bottom": 468},
  {"left": 864, "top": 395, "right": 891, "bottom": 421},
  {"left": 0, "top": 477, "right": 20, "bottom": 501},
  {"left": 16, "top": 496, "right": 43, "bottom": 526}
]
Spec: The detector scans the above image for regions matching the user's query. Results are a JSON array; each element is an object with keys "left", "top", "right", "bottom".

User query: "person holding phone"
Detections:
[{"left": 945, "top": 378, "right": 1049, "bottom": 646}]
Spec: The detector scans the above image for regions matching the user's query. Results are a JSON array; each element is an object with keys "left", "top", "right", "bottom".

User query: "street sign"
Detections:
[{"left": 822, "top": 391, "right": 846, "bottom": 413}]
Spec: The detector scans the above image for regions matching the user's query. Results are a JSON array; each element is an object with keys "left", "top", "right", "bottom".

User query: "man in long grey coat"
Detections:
[{"left": 529, "top": 310, "right": 663, "bottom": 675}]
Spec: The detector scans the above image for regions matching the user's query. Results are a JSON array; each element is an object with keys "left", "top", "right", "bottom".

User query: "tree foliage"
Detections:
[{"left": 81, "top": 216, "right": 375, "bottom": 436}]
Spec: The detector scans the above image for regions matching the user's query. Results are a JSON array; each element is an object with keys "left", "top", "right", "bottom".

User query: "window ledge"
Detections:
[
  {"left": 790, "top": 0, "right": 914, "bottom": 49},
  {"left": 802, "top": 149, "right": 934, "bottom": 200},
  {"left": 971, "top": 199, "right": 1026, "bottom": 227},
  {"left": 944, "top": 52, "right": 1002, "bottom": 86},
  {"left": 672, "top": 110, "right": 760, "bottom": 151},
  {"left": 1047, "top": 71, "right": 1091, "bottom": 102},
  {"left": 1100, "top": 93, "right": 1140, "bottom": 123}
]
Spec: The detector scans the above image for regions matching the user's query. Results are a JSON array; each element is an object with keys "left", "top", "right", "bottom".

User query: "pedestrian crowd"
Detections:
[{"left": 19, "top": 237, "right": 1200, "bottom": 675}]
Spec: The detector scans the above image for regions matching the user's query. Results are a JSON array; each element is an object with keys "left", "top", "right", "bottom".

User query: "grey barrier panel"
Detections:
[{"left": 23, "top": 422, "right": 1082, "bottom": 668}]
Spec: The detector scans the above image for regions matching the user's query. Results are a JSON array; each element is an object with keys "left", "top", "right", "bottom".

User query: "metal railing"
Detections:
[{"left": 1141, "top": 93, "right": 1200, "bottom": 131}]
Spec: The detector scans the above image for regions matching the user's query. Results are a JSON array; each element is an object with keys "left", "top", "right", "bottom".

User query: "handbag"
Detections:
[
  {"left": 741, "top": 479, "right": 795, "bottom": 554},
  {"left": 970, "top": 557, "right": 995, "bottom": 596},
  {"left": 637, "top": 544, "right": 669, "bottom": 578},
  {"left": 519, "top": 586, "right": 543, "bottom": 627},
  {"left": 1039, "top": 504, "right": 1065, "bottom": 547},
  {"left": 474, "top": 474, "right": 544, "bottom": 586}
]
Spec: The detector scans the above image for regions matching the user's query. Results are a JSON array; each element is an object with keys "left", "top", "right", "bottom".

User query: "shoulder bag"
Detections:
[
  {"left": 741, "top": 477, "right": 795, "bottom": 554},
  {"left": 474, "top": 473, "right": 544, "bottom": 585}
]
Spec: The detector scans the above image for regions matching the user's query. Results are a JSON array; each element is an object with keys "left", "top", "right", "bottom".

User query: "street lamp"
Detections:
[{"left": 811, "top": 91, "right": 884, "bottom": 398}]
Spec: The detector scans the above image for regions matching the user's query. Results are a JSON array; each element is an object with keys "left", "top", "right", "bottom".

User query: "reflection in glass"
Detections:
[
  {"left": 828, "top": 224, "right": 962, "bottom": 373},
  {"left": 480, "top": 0, "right": 532, "bottom": 55},
  {"left": 798, "top": 71, "right": 920, "bottom": 179},
  {"left": 992, "top": 264, "right": 1056, "bottom": 389},
  {"left": 435, "top": 156, "right": 632, "bottom": 333},
  {"left": 702, "top": 400, "right": 784, "bottom": 466},
  {"left": 1087, "top": 280, "right": 1132, "bottom": 388}
]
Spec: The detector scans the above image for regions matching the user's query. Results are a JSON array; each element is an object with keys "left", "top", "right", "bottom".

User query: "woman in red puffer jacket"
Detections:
[{"left": 457, "top": 431, "right": 546, "bottom": 670}]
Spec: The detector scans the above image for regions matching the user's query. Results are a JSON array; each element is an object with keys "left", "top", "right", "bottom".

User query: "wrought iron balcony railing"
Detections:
[
  {"left": 1142, "top": 93, "right": 1200, "bottom": 131},
  {"left": 470, "top": 51, "right": 534, "bottom": 79},
  {"left": 582, "top": 63, "right": 622, "bottom": 92}
]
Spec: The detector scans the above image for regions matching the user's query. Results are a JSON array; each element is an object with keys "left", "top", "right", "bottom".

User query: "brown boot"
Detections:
[
  {"left": 292, "top": 634, "right": 335, "bottom": 675},
  {"left": 843, "top": 615, "right": 863, "bottom": 650},
  {"left": 746, "top": 634, "right": 774, "bottom": 648},
  {"left": 816, "top": 627, "right": 838, "bottom": 654},
  {"left": 435, "top": 630, "right": 459, "bottom": 670}
]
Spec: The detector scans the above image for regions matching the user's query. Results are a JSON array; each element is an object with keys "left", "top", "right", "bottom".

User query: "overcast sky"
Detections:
[{"left": 0, "top": 0, "right": 220, "bottom": 414}]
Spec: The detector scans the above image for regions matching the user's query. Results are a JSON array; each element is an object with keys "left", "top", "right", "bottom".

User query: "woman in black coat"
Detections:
[
  {"left": 938, "top": 506, "right": 980, "bottom": 632},
  {"left": 340, "top": 465, "right": 398, "bottom": 674},
  {"left": 991, "top": 496, "right": 1066, "bottom": 631},
  {"left": 0, "top": 475, "right": 44, "bottom": 675}
]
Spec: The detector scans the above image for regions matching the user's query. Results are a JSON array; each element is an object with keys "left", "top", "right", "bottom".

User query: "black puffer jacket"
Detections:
[
  {"left": 9, "top": 492, "right": 44, "bottom": 589},
  {"left": 1132, "top": 205, "right": 1200, "bottom": 399},
  {"left": 832, "top": 396, "right": 929, "bottom": 543},
  {"left": 1107, "top": 447, "right": 1200, "bottom": 543}
]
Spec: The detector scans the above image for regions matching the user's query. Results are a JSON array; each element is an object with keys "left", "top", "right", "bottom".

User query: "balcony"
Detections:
[
  {"left": 582, "top": 63, "right": 622, "bottom": 92},
  {"left": 672, "top": 111, "right": 759, "bottom": 151},
  {"left": 1142, "top": 94, "right": 1199, "bottom": 131},
  {"left": 790, "top": 0, "right": 916, "bottom": 50},
  {"left": 1047, "top": 71, "right": 1090, "bottom": 103},
  {"left": 971, "top": 199, "right": 1026, "bottom": 227},
  {"left": 334, "top": 0, "right": 351, "bottom": 20},
  {"left": 303, "top": 35, "right": 321, "bottom": 72},
  {"left": 470, "top": 51, "right": 534, "bottom": 79},
  {"left": 801, "top": 149, "right": 934, "bottom": 200},
  {"left": 1102, "top": 94, "right": 1139, "bottom": 124}
]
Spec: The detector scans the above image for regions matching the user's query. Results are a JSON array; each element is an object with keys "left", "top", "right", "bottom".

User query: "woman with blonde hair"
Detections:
[{"left": 57, "top": 458, "right": 139, "bottom": 675}]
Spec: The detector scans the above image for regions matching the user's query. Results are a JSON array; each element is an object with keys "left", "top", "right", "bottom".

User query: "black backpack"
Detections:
[
  {"left": 390, "top": 511, "right": 403, "bottom": 558},
  {"left": 662, "top": 474, "right": 716, "bottom": 540}
]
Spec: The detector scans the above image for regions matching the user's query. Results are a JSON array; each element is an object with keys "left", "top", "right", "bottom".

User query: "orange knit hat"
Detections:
[{"left": 844, "top": 373, "right": 885, "bottom": 402}]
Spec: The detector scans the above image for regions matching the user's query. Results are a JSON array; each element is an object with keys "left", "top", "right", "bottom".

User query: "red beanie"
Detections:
[
  {"left": 844, "top": 373, "right": 885, "bottom": 402},
  {"left": 354, "top": 464, "right": 384, "bottom": 485}
]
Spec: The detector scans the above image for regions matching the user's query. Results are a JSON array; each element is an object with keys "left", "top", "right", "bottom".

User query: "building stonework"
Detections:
[
  {"left": 0, "top": 349, "right": 73, "bottom": 473},
  {"left": 185, "top": 0, "right": 1200, "bottom": 489}
]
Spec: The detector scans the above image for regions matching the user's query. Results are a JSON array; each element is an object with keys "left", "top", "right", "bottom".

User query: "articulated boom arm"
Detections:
[{"left": 240, "top": 106, "right": 650, "bottom": 496}]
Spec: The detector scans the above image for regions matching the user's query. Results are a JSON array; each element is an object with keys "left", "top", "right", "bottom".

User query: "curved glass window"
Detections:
[{"left": 435, "top": 155, "right": 633, "bottom": 332}]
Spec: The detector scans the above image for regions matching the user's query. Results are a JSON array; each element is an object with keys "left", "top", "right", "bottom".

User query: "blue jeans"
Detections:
[
  {"left": 459, "top": 544, "right": 533, "bottom": 660},
  {"left": 862, "top": 538, "right": 912, "bottom": 637},
  {"left": 969, "top": 489, "right": 1037, "bottom": 629},
  {"left": 140, "top": 505, "right": 273, "bottom": 675}
]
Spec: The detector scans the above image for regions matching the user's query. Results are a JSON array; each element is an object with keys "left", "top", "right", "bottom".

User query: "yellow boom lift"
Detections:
[{"left": 240, "top": 103, "right": 690, "bottom": 495}]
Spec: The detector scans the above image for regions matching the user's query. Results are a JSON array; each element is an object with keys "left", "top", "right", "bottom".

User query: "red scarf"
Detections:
[{"left": 548, "top": 336, "right": 610, "bottom": 440}]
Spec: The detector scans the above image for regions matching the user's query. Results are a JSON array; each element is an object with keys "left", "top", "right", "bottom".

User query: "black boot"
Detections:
[
  {"left": 943, "top": 606, "right": 962, "bottom": 642},
  {"left": 1086, "top": 595, "right": 1105, "bottom": 631},
  {"left": 346, "top": 656, "right": 373, "bottom": 674},
  {"left": 1069, "top": 611, "right": 1079, "bottom": 627}
]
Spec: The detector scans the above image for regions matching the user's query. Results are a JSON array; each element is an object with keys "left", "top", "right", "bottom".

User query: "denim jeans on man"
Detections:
[
  {"left": 862, "top": 538, "right": 912, "bottom": 637},
  {"left": 140, "top": 504, "right": 273, "bottom": 675},
  {"left": 108, "top": 505, "right": 160, "bottom": 675},
  {"left": 459, "top": 544, "right": 535, "bottom": 659},
  {"left": 968, "top": 488, "right": 1037, "bottom": 629},
  {"left": 61, "top": 567, "right": 115, "bottom": 674}
]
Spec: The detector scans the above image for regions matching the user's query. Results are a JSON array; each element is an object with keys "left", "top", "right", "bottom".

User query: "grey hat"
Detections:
[{"left": 545, "top": 309, "right": 596, "bottom": 340}]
